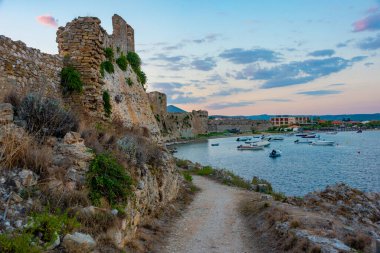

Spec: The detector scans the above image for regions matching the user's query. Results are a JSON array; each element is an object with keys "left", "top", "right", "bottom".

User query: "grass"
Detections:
[
  {"left": 176, "top": 159, "right": 188, "bottom": 168},
  {"left": 0, "top": 232, "right": 41, "bottom": 253},
  {"left": 182, "top": 171, "right": 192, "bottom": 182},
  {"left": 104, "top": 47, "right": 114, "bottom": 61},
  {"left": 100, "top": 61, "right": 114, "bottom": 76},
  {"left": 126, "top": 77, "right": 133, "bottom": 87},
  {"left": 195, "top": 166, "right": 214, "bottom": 176}
]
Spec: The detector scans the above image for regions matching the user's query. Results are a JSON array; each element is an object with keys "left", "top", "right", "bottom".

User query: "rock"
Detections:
[
  {"left": 14, "top": 220, "right": 23, "bottom": 228},
  {"left": 63, "top": 132, "right": 83, "bottom": 144},
  {"left": 62, "top": 232, "right": 96, "bottom": 252},
  {"left": 46, "top": 232, "right": 60, "bottom": 250},
  {"left": 111, "top": 209, "right": 119, "bottom": 216},
  {"left": 80, "top": 206, "right": 96, "bottom": 216},
  {"left": 0, "top": 103, "right": 13, "bottom": 125},
  {"left": 18, "top": 169, "right": 38, "bottom": 187},
  {"left": 11, "top": 193, "right": 23, "bottom": 203},
  {"left": 137, "top": 180, "right": 145, "bottom": 190}
]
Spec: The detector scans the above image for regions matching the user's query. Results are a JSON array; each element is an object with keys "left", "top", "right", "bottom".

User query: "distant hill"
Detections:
[
  {"left": 167, "top": 105, "right": 187, "bottom": 113},
  {"left": 211, "top": 113, "right": 380, "bottom": 121}
]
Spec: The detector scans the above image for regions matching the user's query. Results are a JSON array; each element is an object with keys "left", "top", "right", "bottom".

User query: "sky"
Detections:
[{"left": 0, "top": 0, "right": 379, "bottom": 115}]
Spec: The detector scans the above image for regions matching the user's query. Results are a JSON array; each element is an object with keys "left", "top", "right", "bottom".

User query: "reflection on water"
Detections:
[{"left": 174, "top": 131, "right": 380, "bottom": 196}]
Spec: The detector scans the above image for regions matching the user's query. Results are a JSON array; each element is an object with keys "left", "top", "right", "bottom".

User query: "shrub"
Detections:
[
  {"left": 137, "top": 70, "right": 147, "bottom": 85},
  {"left": 116, "top": 54, "right": 128, "bottom": 71},
  {"left": 126, "top": 77, "right": 133, "bottom": 87},
  {"left": 126, "top": 52, "right": 141, "bottom": 71},
  {"left": 3, "top": 90, "right": 21, "bottom": 109},
  {"left": 182, "top": 171, "right": 193, "bottom": 182},
  {"left": 176, "top": 159, "right": 188, "bottom": 168},
  {"left": 196, "top": 166, "right": 214, "bottom": 176},
  {"left": 0, "top": 232, "right": 41, "bottom": 253},
  {"left": 104, "top": 47, "right": 114, "bottom": 61},
  {"left": 17, "top": 94, "right": 78, "bottom": 138},
  {"left": 102, "top": 91, "right": 112, "bottom": 117},
  {"left": 100, "top": 61, "right": 114, "bottom": 76},
  {"left": 60, "top": 66, "right": 83, "bottom": 93},
  {"left": 26, "top": 210, "right": 79, "bottom": 248},
  {"left": 251, "top": 176, "right": 273, "bottom": 193},
  {"left": 87, "top": 153, "right": 133, "bottom": 206}
]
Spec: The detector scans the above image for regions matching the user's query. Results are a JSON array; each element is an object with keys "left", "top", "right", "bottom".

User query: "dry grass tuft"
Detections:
[
  {"left": 0, "top": 127, "right": 51, "bottom": 174},
  {"left": 76, "top": 211, "right": 117, "bottom": 236}
]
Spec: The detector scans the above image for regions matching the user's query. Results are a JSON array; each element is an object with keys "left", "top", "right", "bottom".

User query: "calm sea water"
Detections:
[{"left": 173, "top": 131, "right": 380, "bottom": 196}]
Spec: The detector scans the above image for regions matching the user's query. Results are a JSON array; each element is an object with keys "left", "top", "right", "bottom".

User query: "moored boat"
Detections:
[
  {"left": 269, "top": 149, "right": 282, "bottom": 158},
  {"left": 252, "top": 140, "right": 271, "bottom": 147},
  {"left": 311, "top": 140, "right": 335, "bottom": 146},
  {"left": 302, "top": 134, "right": 320, "bottom": 139},
  {"left": 357, "top": 129, "right": 362, "bottom": 133},
  {"left": 237, "top": 145, "right": 263, "bottom": 151},
  {"left": 325, "top": 131, "right": 338, "bottom": 135},
  {"left": 236, "top": 137, "right": 251, "bottom": 141},
  {"left": 294, "top": 139, "right": 312, "bottom": 144},
  {"left": 271, "top": 136, "right": 284, "bottom": 141},
  {"left": 211, "top": 143, "right": 219, "bottom": 146}
]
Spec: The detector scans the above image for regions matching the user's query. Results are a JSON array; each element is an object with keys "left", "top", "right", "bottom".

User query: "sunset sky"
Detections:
[{"left": 0, "top": 0, "right": 379, "bottom": 115}]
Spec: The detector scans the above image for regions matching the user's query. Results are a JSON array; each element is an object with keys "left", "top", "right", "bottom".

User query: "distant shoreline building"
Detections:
[{"left": 270, "top": 115, "right": 312, "bottom": 127}]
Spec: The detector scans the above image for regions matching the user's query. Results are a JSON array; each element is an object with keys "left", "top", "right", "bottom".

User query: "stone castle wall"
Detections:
[
  {"left": 0, "top": 35, "right": 63, "bottom": 101},
  {"left": 147, "top": 91, "right": 208, "bottom": 140},
  {"left": 0, "top": 15, "right": 159, "bottom": 138},
  {"left": 208, "top": 118, "right": 271, "bottom": 132}
]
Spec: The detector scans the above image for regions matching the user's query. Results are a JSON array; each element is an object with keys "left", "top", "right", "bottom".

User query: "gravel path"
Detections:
[{"left": 161, "top": 176, "right": 256, "bottom": 253}]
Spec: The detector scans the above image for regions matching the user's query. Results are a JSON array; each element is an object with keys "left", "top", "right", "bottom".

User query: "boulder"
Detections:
[
  {"left": 63, "top": 132, "right": 84, "bottom": 144},
  {"left": 0, "top": 103, "right": 13, "bottom": 125},
  {"left": 62, "top": 232, "right": 96, "bottom": 253}
]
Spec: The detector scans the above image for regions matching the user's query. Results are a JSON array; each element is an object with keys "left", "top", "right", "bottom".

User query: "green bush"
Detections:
[
  {"left": 126, "top": 52, "right": 141, "bottom": 70},
  {"left": 26, "top": 210, "right": 79, "bottom": 248},
  {"left": 102, "top": 91, "right": 112, "bottom": 117},
  {"left": 0, "top": 232, "right": 41, "bottom": 253},
  {"left": 126, "top": 77, "right": 133, "bottom": 87},
  {"left": 60, "top": 66, "right": 83, "bottom": 93},
  {"left": 196, "top": 166, "right": 215, "bottom": 176},
  {"left": 104, "top": 47, "right": 114, "bottom": 61},
  {"left": 116, "top": 54, "right": 128, "bottom": 71},
  {"left": 87, "top": 153, "right": 133, "bottom": 206},
  {"left": 182, "top": 171, "right": 193, "bottom": 182},
  {"left": 100, "top": 61, "right": 114, "bottom": 76},
  {"left": 137, "top": 70, "right": 147, "bottom": 85},
  {"left": 176, "top": 159, "right": 188, "bottom": 168}
]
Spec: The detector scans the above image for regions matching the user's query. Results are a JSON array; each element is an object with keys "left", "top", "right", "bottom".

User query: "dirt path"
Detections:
[{"left": 160, "top": 176, "right": 256, "bottom": 253}]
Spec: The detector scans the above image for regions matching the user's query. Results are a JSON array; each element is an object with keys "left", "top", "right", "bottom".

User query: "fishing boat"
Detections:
[
  {"left": 237, "top": 145, "right": 263, "bottom": 151},
  {"left": 269, "top": 149, "right": 281, "bottom": 158},
  {"left": 252, "top": 140, "right": 271, "bottom": 147},
  {"left": 294, "top": 139, "right": 312, "bottom": 144},
  {"left": 311, "top": 140, "right": 335, "bottom": 146},
  {"left": 211, "top": 143, "right": 219, "bottom": 146}
]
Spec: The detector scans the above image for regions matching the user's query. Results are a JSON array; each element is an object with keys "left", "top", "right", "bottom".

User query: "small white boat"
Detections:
[
  {"left": 261, "top": 136, "right": 272, "bottom": 141},
  {"left": 294, "top": 139, "right": 312, "bottom": 144},
  {"left": 311, "top": 140, "right": 335, "bottom": 146},
  {"left": 269, "top": 149, "right": 281, "bottom": 158},
  {"left": 252, "top": 140, "right": 271, "bottom": 147},
  {"left": 237, "top": 145, "right": 263, "bottom": 151}
]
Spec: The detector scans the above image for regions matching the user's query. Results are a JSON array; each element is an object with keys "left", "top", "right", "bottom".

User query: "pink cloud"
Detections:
[
  {"left": 36, "top": 15, "right": 58, "bottom": 28},
  {"left": 353, "top": 13, "right": 380, "bottom": 32}
]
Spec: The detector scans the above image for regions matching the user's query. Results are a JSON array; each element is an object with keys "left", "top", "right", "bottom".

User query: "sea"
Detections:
[{"left": 173, "top": 131, "right": 380, "bottom": 196}]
